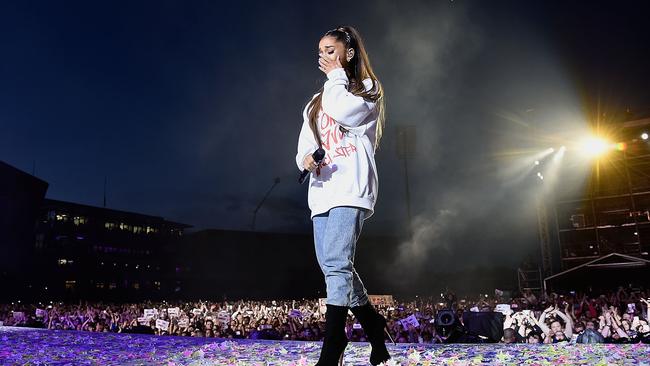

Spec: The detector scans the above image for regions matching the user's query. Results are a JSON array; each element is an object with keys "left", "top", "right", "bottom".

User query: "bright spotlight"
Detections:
[
  {"left": 534, "top": 160, "right": 540, "bottom": 165},
  {"left": 642, "top": 132, "right": 648, "bottom": 140},
  {"left": 579, "top": 137, "right": 611, "bottom": 158},
  {"left": 553, "top": 145, "right": 566, "bottom": 163}
]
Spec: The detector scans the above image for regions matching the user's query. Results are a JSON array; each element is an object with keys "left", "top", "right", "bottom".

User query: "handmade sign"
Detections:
[
  {"left": 289, "top": 309, "right": 302, "bottom": 318},
  {"left": 495, "top": 304, "right": 512, "bottom": 315},
  {"left": 144, "top": 309, "right": 157, "bottom": 319},
  {"left": 155, "top": 319, "right": 170, "bottom": 330},
  {"left": 167, "top": 307, "right": 180, "bottom": 317},
  {"left": 399, "top": 314, "right": 420, "bottom": 329},
  {"left": 318, "top": 298, "right": 327, "bottom": 314},
  {"left": 368, "top": 295, "right": 394, "bottom": 306},
  {"left": 217, "top": 311, "right": 230, "bottom": 324}
]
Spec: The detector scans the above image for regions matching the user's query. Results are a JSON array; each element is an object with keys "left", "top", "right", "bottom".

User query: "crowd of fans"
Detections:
[{"left": 1, "top": 286, "right": 648, "bottom": 344}]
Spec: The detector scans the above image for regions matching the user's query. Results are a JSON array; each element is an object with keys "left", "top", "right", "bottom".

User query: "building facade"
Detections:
[
  {"left": 31, "top": 199, "right": 191, "bottom": 301},
  {"left": 1, "top": 160, "right": 192, "bottom": 302},
  {"left": 0, "top": 161, "right": 49, "bottom": 298}
]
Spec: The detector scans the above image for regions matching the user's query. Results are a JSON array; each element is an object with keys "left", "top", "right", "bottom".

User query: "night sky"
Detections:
[{"left": 2, "top": 1, "right": 649, "bottom": 270}]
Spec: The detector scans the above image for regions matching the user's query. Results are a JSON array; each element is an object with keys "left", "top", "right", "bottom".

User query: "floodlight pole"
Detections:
[
  {"left": 403, "top": 154, "right": 413, "bottom": 239},
  {"left": 252, "top": 177, "right": 281, "bottom": 231},
  {"left": 528, "top": 108, "right": 553, "bottom": 279},
  {"left": 396, "top": 126, "right": 415, "bottom": 241}
]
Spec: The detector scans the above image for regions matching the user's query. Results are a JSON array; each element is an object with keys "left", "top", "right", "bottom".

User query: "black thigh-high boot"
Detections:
[
  {"left": 316, "top": 304, "right": 349, "bottom": 366},
  {"left": 350, "top": 302, "right": 392, "bottom": 365}
]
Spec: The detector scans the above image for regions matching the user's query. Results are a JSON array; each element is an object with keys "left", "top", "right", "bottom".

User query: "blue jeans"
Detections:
[{"left": 313, "top": 206, "right": 370, "bottom": 307}]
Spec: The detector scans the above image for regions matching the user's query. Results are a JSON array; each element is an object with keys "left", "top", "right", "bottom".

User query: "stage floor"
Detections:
[{"left": 1, "top": 326, "right": 649, "bottom": 365}]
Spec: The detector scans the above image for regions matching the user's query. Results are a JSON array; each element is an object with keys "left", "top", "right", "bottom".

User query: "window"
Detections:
[
  {"left": 96, "top": 282, "right": 105, "bottom": 289},
  {"left": 109, "top": 283, "right": 117, "bottom": 289},
  {"left": 65, "top": 280, "right": 76, "bottom": 289},
  {"left": 56, "top": 214, "right": 68, "bottom": 222},
  {"left": 132, "top": 282, "right": 140, "bottom": 290},
  {"left": 57, "top": 259, "right": 74, "bottom": 266},
  {"left": 154, "top": 281, "right": 161, "bottom": 290},
  {"left": 73, "top": 216, "right": 87, "bottom": 226},
  {"left": 105, "top": 222, "right": 115, "bottom": 230}
]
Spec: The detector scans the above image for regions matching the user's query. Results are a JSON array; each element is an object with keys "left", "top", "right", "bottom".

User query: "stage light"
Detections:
[
  {"left": 534, "top": 160, "right": 540, "bottom": 165},
  {"left": 552, "top": 146, "right": 566, "bottom": 163},
  {"left": 579, "top": 136, "right": 611, "bottom": 158},
  {"left": 642, "top": 132, "right": 648, "bottom": 140}
]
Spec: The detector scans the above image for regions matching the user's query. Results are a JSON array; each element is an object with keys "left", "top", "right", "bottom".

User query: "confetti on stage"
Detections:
[{"left": 1, "top": 326, "right": 649, "bottom": 365}]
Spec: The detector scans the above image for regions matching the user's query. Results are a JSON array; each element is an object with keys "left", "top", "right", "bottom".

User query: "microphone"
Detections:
[{"left": 298, "top": 148, "right": 325, "bottom": 184}]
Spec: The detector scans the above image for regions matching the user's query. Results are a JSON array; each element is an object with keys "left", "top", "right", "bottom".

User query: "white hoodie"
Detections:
[{"left": 295, "top": 68, "right": 379, "bottom": 220}]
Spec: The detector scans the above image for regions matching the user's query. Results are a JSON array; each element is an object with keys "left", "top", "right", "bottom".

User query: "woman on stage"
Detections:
[{"left": 295, "top": 26, "right": 391, "bottom": 366}]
